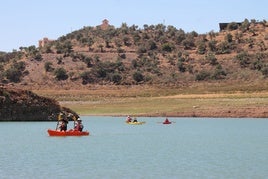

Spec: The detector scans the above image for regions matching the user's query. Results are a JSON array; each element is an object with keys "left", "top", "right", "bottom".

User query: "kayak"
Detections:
[
  {"left": 47, "top": 129, "right": 89, "bottom": 136},
  {"left": 126, "top": 121, "right": 146, "bottom": 125},
  {"left": 162, "top": 121, "right": 172, "bottom": 124}
]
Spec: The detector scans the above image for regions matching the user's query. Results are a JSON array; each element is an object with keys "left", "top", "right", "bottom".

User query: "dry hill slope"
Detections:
[{"left": 0, "top": 19, "right": 268, "bottom": 90}]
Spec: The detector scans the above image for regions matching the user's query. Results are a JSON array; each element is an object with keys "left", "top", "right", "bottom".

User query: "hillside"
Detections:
[{"left": 0, "top": 19, "right": 268, "bottom": 90}]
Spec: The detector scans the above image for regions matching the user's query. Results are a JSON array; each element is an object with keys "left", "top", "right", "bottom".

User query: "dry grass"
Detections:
[
  {"left": 58, "top": 94, "right": 268, "bottom": 116},
  {"left": 34, "top": 83, "right": 268, "bottom": 117}
]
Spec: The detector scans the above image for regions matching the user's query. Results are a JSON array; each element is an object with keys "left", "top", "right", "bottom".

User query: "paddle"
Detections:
[{"left": 56, "top": 121, "right": 59, "bottom": 130}]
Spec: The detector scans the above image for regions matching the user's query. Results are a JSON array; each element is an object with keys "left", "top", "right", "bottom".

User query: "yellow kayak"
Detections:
[{"left": 126, "top": 121, "right": 146, "bottom": 125}]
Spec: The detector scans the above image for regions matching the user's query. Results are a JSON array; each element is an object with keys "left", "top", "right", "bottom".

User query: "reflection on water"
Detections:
[{"left": 0, "top": 117, "right": 268, "bottom": 178}]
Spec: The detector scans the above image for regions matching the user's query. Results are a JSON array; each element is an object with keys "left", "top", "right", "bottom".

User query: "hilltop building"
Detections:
[
  {"left": 38, "top": 37, "right": 54, "bottom": 48},
  {"left": 219, "top": 22, "right": 242, "bottom": 31},
  {"left": 96, "top": 19, "right": 111, "bottom": 30}
]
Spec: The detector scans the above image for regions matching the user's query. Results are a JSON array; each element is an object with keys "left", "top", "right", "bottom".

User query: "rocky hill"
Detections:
[
  {"left": 0, "top": 86, "right": 78, "bottom": 121},
  {"left": 0, "top": 19, "right": 268, "bottom": 90}
]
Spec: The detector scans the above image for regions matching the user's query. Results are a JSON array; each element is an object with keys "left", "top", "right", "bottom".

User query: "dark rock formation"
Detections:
[{"left": 0, "top": 86, "right": 78, "bottom": 121}]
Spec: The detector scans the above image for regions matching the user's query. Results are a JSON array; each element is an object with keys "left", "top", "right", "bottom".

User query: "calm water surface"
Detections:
[{"left": 0, "top": 117, "right": 268, "bottom": 178}]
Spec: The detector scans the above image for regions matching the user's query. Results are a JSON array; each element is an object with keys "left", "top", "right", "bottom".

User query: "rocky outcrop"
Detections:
[{"left": 0, "top": 86, "right": 78, "bottom": 121}]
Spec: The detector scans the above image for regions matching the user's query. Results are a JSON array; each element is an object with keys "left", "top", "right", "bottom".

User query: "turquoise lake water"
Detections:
[{"left": 0, "top": 116, "right": 268, "bottom": 178}]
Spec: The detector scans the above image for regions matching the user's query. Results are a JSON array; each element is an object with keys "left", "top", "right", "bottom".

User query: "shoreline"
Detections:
[
  {"left": 0, "top": 112, "right": 266, "bottom": 122},
  {"left": 79, "top": 109, "right": 268, "bottom": 118}
]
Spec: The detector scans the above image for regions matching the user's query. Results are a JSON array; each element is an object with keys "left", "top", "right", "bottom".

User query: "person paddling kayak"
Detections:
[
  {"left": 126, "top": 115, "right": 132, "bottom": 123},
  {"left": 74, "top": 118, "right": 84, "bottom": 132},
  {"left": 133, "top": 117, "right": 138, "bottom": 122},
  {"left": 58, "top": 113, "right": 68, "bottom": 131},
  {"left": 163, "top": 118, "right": 171, "bottom": 124}
]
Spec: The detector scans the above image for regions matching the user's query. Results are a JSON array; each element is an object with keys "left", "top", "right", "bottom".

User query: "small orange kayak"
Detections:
[{"left": 47, "top": 129, "right": 89, "bottom": 136}]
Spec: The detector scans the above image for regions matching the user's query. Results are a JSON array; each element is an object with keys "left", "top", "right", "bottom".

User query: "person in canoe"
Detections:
[
  {"left": 126, "top": 115, "right": 132, "bottom": 123},
  {"left": 58, "top": 113, "right": 68, "bottom": 131},
  {"left": 163, "top": 118, "right": 171, "bottom": 124},
  {"left": 60, "top": 121, "right": 67, "bottom": 131},
  {"left": 74, "top": 118, "right": 84, "bottom": 132},
  {"left": 133, "top": 117, "right": 138, "bottom": 122},
  {"left": 164, "top": 118, "right": 170, "bottom": 123}
]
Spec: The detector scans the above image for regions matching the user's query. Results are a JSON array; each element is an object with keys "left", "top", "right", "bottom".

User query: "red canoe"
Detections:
[{"left": 47, "top": 129, "right": 89, "bottom": 136}]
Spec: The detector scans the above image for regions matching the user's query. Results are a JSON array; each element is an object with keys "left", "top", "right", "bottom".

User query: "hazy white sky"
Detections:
[{"left": 0, "top": 0, "right": 267, "bottom": 52}]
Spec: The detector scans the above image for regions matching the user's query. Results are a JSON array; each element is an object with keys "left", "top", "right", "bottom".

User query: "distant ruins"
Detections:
[
  {"left": 219, "top": 22, "right": 242, "bottom": 31},
  {"left": 97, "top": 19, "right": 110, "bottom": 30},
  {"left": 38, "top": 20, "right": 111, "bottom": 47},
  {"left": 38, "top": 37, "right": 54, "bottom": 48}
]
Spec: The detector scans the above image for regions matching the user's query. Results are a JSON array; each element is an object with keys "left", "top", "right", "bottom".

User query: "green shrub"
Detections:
[
  {"left": 225, "top": 33, "right": 233, "bottom": 43},
  {"left": 133, "top": 71, "right": 144, "bottom": 83},
  {"left": 44, "top": 62, "right": 54, "bottom": 72},
  {"left": 195, "top": 70, "right": 211, "bottom": 81},
  {"left": 110, "top": 72, "right": 122, "bottom": 84},
  {"left": 54, "top": 67, "right": 68, "bottom": 80},
  {"left": 208, "top": 40, "right": 217, "bottom": 52},
  {"left": 261, "top": 66, "right": 268, "bottom": 77},
  {"left": 5, "top": 67, "right": 22, "bottom": 82},
  {"left": 217, "top": 41, "right": 231, "bottom": 54},
  {"left": 80, "top": 71, "right": 94, "bottom": 84},
  {"left": 83, "top": 57, "right": 93, "bottom": 68},
  {"left": 205, "top": 52, "right": 218, "bottom": 65},
  {"left": 182, "top": 37, "right": 195, "bottom": 50},
  {"left": 177, "top": 61, "right": 186, "bottom": 72},
  {"left": 235, "top": 51, "right": 250, "bottom": 67},
  {"left": 162, "top": 43, "right": 173, "bottom": 52},
  {"left": 4, "top": 61, "right": 26, "bottom": 83},
  {"left": 197, "top": 41, "right": 206, "bottom": 54},
  {"left": 212, "top": 64, "right": 227, "bottom": 79}
]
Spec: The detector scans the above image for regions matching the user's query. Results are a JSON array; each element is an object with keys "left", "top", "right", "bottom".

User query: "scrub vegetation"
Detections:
[{"left": 1, "top": 19, "right": 268, "bottom": 117}]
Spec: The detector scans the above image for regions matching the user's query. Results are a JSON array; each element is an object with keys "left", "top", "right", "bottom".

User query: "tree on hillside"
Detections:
[
  {"left": 162, "top": 43, "right": 174, "bottom": 52},
  {"left": 166, "top": 25, "right": 177, "bottom": 38},
  {"left": 205, "top": 52, "right": 218, "bottom": 65},
  {"left": 225, "top": 33, "right": 233, "bottom": 43},
  {"left": 177, "top": 60, "right": 186, "bottom": 72},
  {"left": 44, "top": 62, "right": 54, "bottom": 72},
  {"left": 241, "top": 18, "right": 250, "bottom": 32},
  {"left": 216, "top": 41, "right": 231, "bottom": 54},
  {"left": 83, "top": 57, "right": 93, "bottom": 68},
  {"left": 212, "top": 64, "right": 227, "bottom": 80},
  {"left": 120, "top": 23, "right": 129, "bottom": 34},
  {"left": 4, "top": 61, "right": 26, "bottom": 83},
  {"left": 23, "top": 45, "right": 42, "bottom": 61},
  {"left": 132, "top": 32, "right": 141, "bottom": 44},
  {"left": 208, "top": 40, "right": 217, "bottom": 52},
  {"left": 195, "top": 70, "right": 211, "bottom": 81},
  {"left": 109, "top": 72, "right": 122, "bottom": 84},
  {"left": 208, "top": 30, "right": 216, "bottom": 40},
  {"left": 55, "top": 41, "right": 73, "bottom": 57},
  {"left": 133, "top": 71, "right": 144, "bottom": 83},
  {"left": 42, "top": 44, "right": 53, "bottom": 53},
  {"left": 197, "top": 40, "right": 207, "bottom": 54},
  {"left": 182, "top": 35, "right": 195, "bottom": 50},
  {"left": 146, "top": 40, "right": 157, "bottom": 51},
  {"left": 80, "top": 71, "right": 94, "bottom": 84},
  {"left": 235, "top": 51, "right": 251, "bottom": 67},
  {"left": 5, "top": 67, "right": 22, "bottom": 83},
  {"left": 0, "top": 52, "right": 17, "bottom": 63},
  {"left": 54, "top": 67, "right": 68, "bottom": 81},
  {"left": 261, "top": 66, "right": 268, "bottom": 77},
  {"left": 175, "top": 29, "right": 186, "bottom": 44}
]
